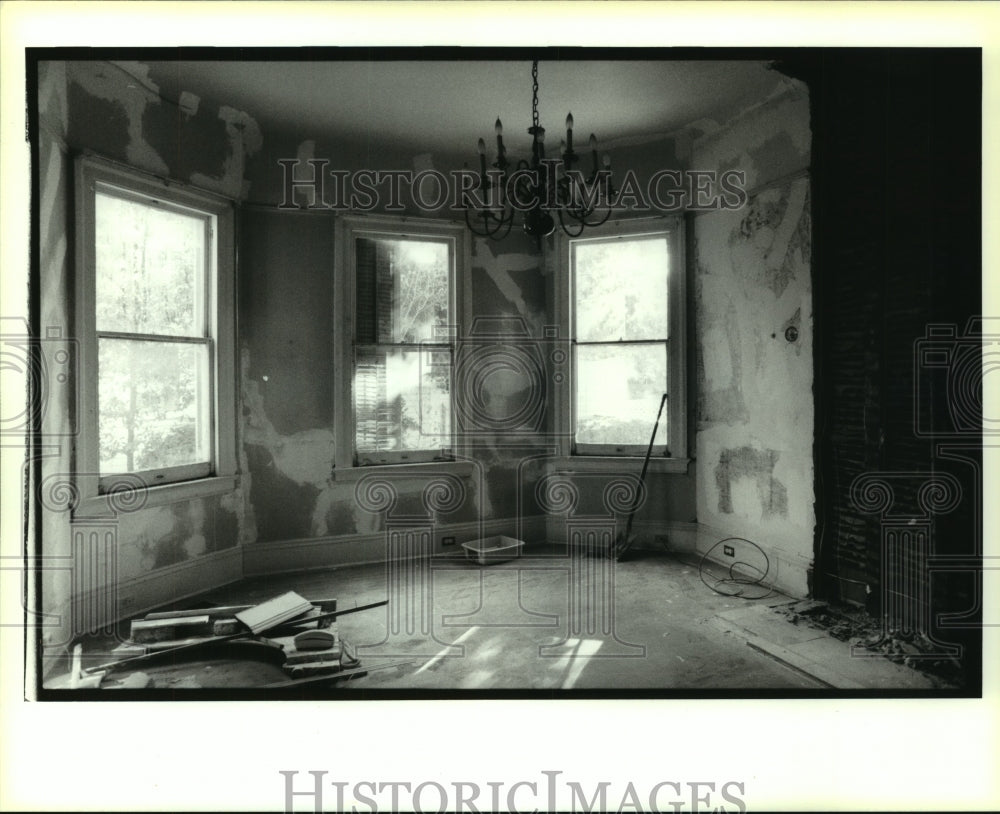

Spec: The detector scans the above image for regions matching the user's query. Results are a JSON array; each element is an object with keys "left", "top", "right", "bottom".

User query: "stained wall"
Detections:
[
  {"left": 35, "top": 60, "right": 817, "bottom": 653},
  {"left": 690, "top": 83, "right": 814, "bottom": 596},
  {"left": 35, "top": 60, "right": 261, "bottom": 652}
]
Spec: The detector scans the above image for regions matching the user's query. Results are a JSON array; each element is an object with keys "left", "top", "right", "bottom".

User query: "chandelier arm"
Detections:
[
  {"left": 578, "top": 201, "right": 615, "bottom": 228},
  {"left": 557, "top": 208, "right": 588, "bottom": 239},
  {"left": 464, "top": 195, "right": 518, "bottom": 240},
  {"left": 465, "top": 206, "right": 507, "bottom": 239}
]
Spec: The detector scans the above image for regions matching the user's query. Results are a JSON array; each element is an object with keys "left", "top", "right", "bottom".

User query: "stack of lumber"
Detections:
[
  {"left": 110, "top": 593, "right": 337, "bottom": 658},
  {"left": 76, "top": 592, "right": 397, "bottom": 689}
]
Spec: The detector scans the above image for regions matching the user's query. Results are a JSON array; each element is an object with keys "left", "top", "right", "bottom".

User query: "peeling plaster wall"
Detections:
[
  {"left": 238, "top": 136, "right": 549, "bottom": 549},
  {"left": 35, "top": 61, "right": 260, "bottom": 643},
  {"left": 35, "top": 61, "right": 76, "bottom": 650},
  {"left": 691, "top": 85, "right": 814, "bottom": 596},
  {"left": 242, "top": 126, "right": 696, "bottom": 544}
]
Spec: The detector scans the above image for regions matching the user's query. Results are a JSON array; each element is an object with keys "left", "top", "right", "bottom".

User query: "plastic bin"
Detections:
[{"left": 461, "top": 535, "right": 525, "bottom": 565}]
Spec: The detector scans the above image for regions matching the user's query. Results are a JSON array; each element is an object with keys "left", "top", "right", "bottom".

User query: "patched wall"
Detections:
[
  {"left": 691, "top": 83, "right": 814, "bottom": 596},
  {"left": 237, "top": 136, "right": 546, "bottom": 554},
  {"left": 36, "top": 58, "right": 817, "bottom": 639},
  {"left": 34, "top": 60, "right": 260, "bottom": 648}
]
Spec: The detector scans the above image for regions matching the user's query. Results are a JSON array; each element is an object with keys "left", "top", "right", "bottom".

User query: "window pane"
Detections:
[
  {"left": 355, "top": 347, "right": 451, "bottom": 454},
  {"left": 356, "top": 237, "right": 450, "bottom": 343},
  {"left": 575, "top": 237, "right": 668, "bottom": 342},
  {"left": 98, "top": 338, "right": 210, "bottom": 474},
  {"left": 576, "top": 343, "right": 667, "bottom": 446},
  {"left": 95, "top": 192, "right": 206, "bottom": 336}
]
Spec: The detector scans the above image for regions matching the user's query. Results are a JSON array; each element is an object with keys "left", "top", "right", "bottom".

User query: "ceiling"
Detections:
[{"left": 141, "top": 59, "right": 790, "bottom": 156}]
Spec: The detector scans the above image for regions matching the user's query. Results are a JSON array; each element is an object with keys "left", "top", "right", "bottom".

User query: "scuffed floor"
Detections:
[{"left": 52, "top": 546, "right": 956, "bottom": 692}]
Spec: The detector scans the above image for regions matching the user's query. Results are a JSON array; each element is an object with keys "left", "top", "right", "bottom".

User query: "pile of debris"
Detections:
[
  {"left": 773, "top": 599, "right": 965, "bottom": 687},
  {"left": 64, "top": 591, "right": 394, "bottom": 690}
]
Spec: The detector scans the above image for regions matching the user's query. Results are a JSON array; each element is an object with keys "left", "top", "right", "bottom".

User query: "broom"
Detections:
[{"left": 612, "top": 393, "right": 668, "bottom": 561}]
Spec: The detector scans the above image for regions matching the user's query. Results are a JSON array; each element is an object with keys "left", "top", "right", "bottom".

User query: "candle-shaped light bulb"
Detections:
[
  {"left": 494, "top": 118, "right": 505, "bottom": 168},
  {"left": 478, "top": 138, "right": 486, "bottom": 155},
  {"left": 565, "top": 112, "right": 574, "bottom": 153}
]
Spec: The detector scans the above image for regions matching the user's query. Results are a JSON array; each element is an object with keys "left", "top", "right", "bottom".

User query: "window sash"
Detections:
[
  {"left": 93, "top": 189, "right": 215, "bottom": 487},
  {"left": 573, "top": 339, "right": 670, "bottom": 455},
  {"left": 562, "top": 219, "right": 685, "bottom": 460},
  {"left": 94, "top": 185, "right": 214, "bottom": 339},
  {"left": 76, "top": 156, "right": 234, "bottom": 499},
  {"left": 353, "top": 342, "right": 453, "bottom": 463},
  {"left": 350, "top": 228, "right": 457, "bottom": 464},
  {"left": 96, "top": 335, "right": 215, "bottom": 486}
]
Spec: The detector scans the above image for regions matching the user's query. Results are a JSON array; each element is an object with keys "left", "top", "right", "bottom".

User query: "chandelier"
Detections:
[{"left": 464, "top": 60, "right": 615, "bottom": 240}]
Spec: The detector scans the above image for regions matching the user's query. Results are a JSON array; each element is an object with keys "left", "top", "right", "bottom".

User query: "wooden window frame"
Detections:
[
  {"left": 333, "top": 214, "right": 469, "bottom": 471},
  {"left": 554, "top": 216, "right": 688, "bottom": 471},
  {"left": 74, "top": 155, "right": 237, "bottom": 511}
]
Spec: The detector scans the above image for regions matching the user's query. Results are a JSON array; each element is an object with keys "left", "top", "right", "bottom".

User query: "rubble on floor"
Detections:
[{"left": 772, "top": 599, "right": 966, "bottom": 686}]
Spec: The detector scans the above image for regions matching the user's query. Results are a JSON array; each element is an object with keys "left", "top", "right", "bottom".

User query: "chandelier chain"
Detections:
[{"left": 531, "top": 60, "right": 540, "bottom": 130}]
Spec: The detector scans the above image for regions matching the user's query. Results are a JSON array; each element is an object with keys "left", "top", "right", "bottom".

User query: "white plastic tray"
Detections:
[{"left": 461, "top": 535, "right": 525, "bottom": 565}]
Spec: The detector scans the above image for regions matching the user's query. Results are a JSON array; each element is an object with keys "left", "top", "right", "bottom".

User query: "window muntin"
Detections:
[
  {"left": 571, "top": 232, "right": 675, "bottom": 456},
  {"left": 353, "top": 235, "right": 453, "bottom": 461}
]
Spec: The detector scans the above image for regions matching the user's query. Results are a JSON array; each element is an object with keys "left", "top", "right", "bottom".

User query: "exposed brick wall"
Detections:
[{"left": 805, "top": 50, "right": 981, "bottom": 666}]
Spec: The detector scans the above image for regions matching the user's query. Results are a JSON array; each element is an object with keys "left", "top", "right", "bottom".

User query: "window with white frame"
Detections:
[
  {"left": 75, "top": 157, "right": 236, "bottom": 498},
  {"left": 566, "top": 219, "right": 686, "bottom": 459},
  {"left": 337, "top": 217, "right": 464, "bottom": 467}
]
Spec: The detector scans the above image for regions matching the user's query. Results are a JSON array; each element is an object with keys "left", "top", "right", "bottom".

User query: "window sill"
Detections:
[
  {"left": 75, "top": 474, "right": 238, "bottom": 517},
  {"left": 332, "top": 460, "right": 477, "bottom": 482},
  {"left": 548, "top": 456, "right": 691, "bottom": 475}
]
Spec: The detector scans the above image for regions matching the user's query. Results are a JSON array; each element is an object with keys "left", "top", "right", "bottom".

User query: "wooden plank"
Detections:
[
  {"left": 236, "top": 591, "right": 313, "bottom": 634},
  {"left": 130, "top": 615, "right": 212, "bottom": 643},
  {"left": 262, "top": 660, "right": 412, "bottom": 689},
  {"left": 284, "top": 660, "right": 347, "bottom": 679},
  {"left": 265, "top": 599, "right": 388, "bottom": 636},
  {"left": 745, "top": 639, "right": 861, "bottom": 689},
  {"left": 283, "top": 646, "right": 343, "bottom": 666},
  {"left": 144, "top": 598, "right": 337, "bottom": 621}
]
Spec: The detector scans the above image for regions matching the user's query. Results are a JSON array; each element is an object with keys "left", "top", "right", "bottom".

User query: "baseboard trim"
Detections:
[
  {"left": 71, "top": 546, "right": 244, "bottom": 635},
  {"left": 545, "top": 516, "right": 810, "bottom": 598},
  {"left": 243, "top": 515, "right": 549, "bottom": 577},
  {"left": 689, "top": 522, "right": 812, "bottom": 598},
  {"left": 545, "top": 517, "right": 699, "bottom": 549}
]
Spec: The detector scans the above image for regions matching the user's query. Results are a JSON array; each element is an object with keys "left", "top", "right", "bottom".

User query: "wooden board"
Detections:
[
  {"left": 143, "top": 598, "right": 337, "bottom": 621},
  {"left": 235, "top": 591, "right": 313, "bottom": 634},
  {"left": 130, "top": 615, "right": 212, "bottom": 643}
]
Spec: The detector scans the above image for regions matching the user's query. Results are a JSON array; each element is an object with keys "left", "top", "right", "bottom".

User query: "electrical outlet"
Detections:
[
  {"left": 723, "top": 544, "right": 735, "bottom": 557},
  {"left": 442, "top": 536, "right": 456, "bottom": 546}
]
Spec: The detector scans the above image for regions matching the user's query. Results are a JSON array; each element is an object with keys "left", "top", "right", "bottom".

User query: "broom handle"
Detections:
[
  {"left": 623, "top": 393, "right": 668, "bottom": 537},
  {"left": 638, "top": 393, "right": 668, "bottom": 484}
]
